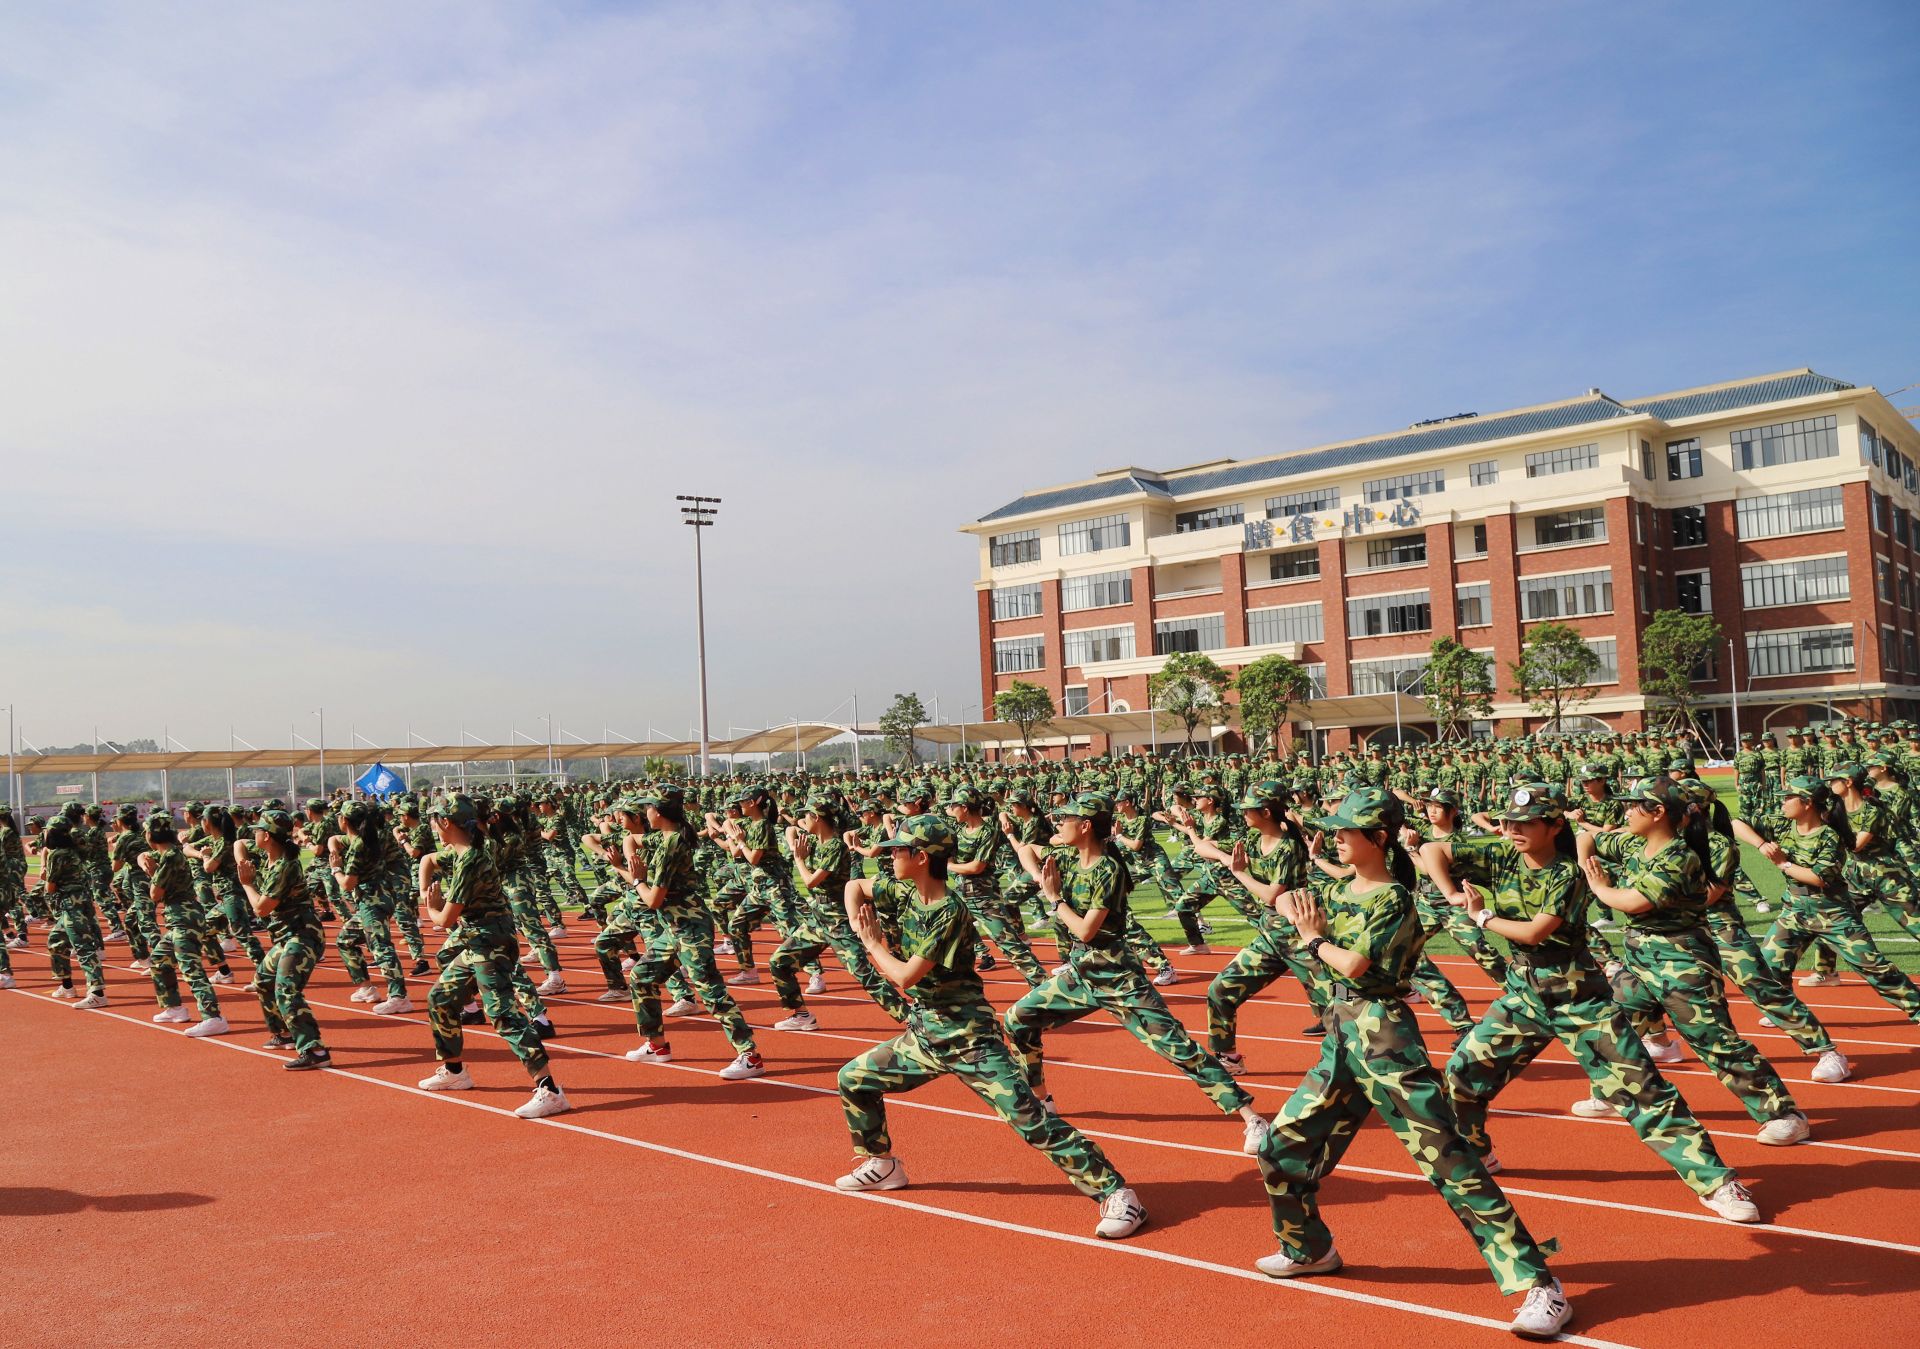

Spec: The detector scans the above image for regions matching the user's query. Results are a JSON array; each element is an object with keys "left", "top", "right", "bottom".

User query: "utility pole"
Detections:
[{"left": 678, "top": 495, "right": 721, "bottom": 777}]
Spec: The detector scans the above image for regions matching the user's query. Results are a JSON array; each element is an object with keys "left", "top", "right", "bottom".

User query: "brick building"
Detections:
[{"left": 960, "top": 369, "right": 1920, "bottom": 756}]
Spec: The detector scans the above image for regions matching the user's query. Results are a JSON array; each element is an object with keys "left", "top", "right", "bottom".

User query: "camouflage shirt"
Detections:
[
  {"left": 442, "top": 845, "right": 515, "bottom": 944},
  {"left": 1746, "top": 815, "right": 1844, "bottom": 903},
  {"left": 110, "top": 829, "right": 149, "bottom": 880},
  {"left": 255, "top": 854, "right": 317, "bottom": 939},
  {"left": 149, "top": 848, "right": 199, "bottom": 918},
  {"left": 642, "top": 829, "right": 700, "bottom": 917},
  {"left": 41, "top": 846, "right": 88, "bottom": 906},
  {"left": 742, "top": 816, "right": 790, "bottom": 885},
  {"left": 1592, "top": 831, "right": 1707, "bottom": 935},
  {"left": 954, "top": 822, "right": 1006, "bottom": 899},
  {"left": 1448, "top": 835, "right": 1590, "bottom": 974},
  {"left": 1322, "top": 878, "right": 1425, "bottom": 1001},
  {"left": 796, "top": 833, "right": 851, "bottom": 909},
  {"left": 897, "top": 884, "right": 991, "bottom": 1042}
]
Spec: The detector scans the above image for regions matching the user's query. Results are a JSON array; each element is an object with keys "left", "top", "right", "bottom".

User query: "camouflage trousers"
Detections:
[
  {"left": 1415, "top": 890, "right": 1508, "bottom": 984},
  {"left": 1256, "top": 997, "right": 1556, "bottom": 1295},
  {"left": 958, "top": 884, "right": 1047, "bottom": 987},
  {"left": 838, "top": 1017, "right": 1125, "bottom": 1200},
  {"left": 46, "top": 901, "right": 106, "bottom": 994},
  {"left": 254, "top": 924, "right": 326, "bottom": 1053},
  {"left": 1409, "top": 956, "right": 1476, "bottom": 1034},
  {"left": 593, "top": 891, "right": 643, "bottom": 992},
  {"left": 1, "top": 871, "right": 28, "bottom": 937},
  {"left": 714, "top": 884, "right": 763, "bottom": 970},
  {"left": 504, "top": 878, "right": 562, "bottom": 974},
  {"left": 1702, "top": 909, "right": 1832, "bottom": 1055},
  {"left": 1122, "top": 908, "right": 1171, "bottom": 974},
  {"left": 754, "top": 877, "right": 821, "bottom": 978},
  {"left": 1612, "top": 928, "right": 1799, "bottom": 1125},
  {"left": 541, "top": 844, "right": 588, "bottom": 910},
  {"left": 770, "top": 904, "right": 910, "bottom": 1022},
  {"left": 1762, "top": 898, "right": 1920, "bottom": 1022},
  {"left": 338, "top": 893, "right": 407, "bottom": 999},
  {"left": 1205, "top": 923, "right": 1322, "bottom": 1056},
  {"left": 1005, "top": 955, "right": 1252, "bottom": 1114},
  {"left": 114, "top": 869, "right": 160, "bottom": 961},
  {"left": 1446, "top": 966, "right": 1735, "bottom": 1198},
  {"left": 390, "top": 891, "right": 427, "bottom": 962},
  {"left": 212, "top": 873, "right": 267, "bottom": 966},
  {"left": 85, "top": 860, "right": 118, "bottom": 929},
  {"left": 427, "top": 935, "right": 549, "bottom": 1076},
  {"left": 1179, "top": 864, "right": 1267, "bottom": 934},
  {"left": 521, "top": 854, "right": 564, "bottom": 927},
  {"left": 629, "top": 909, "right": 755, "bottom": 1054},
  {"left": 147, "top": 911, "right": 222, "bottom": 1018}
]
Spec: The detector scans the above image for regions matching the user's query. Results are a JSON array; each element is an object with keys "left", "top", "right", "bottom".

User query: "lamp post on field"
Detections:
[{"left": 678, "top": 495, "right": 721, "bottom": 777}]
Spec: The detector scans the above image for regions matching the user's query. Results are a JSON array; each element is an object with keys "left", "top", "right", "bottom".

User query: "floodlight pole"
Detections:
[{"left": 679, "top": 495, "right": 721, "bottom": 777}]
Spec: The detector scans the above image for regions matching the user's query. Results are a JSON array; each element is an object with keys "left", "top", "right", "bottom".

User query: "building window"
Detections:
[
  {"left": 990, "top": 583, "right": 1043, "bottom": 621},
  {"left": 989, "top": 528, "right": 1040, "bottom": 568},
  {"left": 1456, "top": 582, "right": 1491, "bottom": 628},
  {"left": 1667, "top": 438, "right": 1702, "bottom": 480},
  {"left": 1675, "top": 570, "right": 1712, "bottom": 614},
  {"left": 1347, "top": 591, "right": 1432, "bottom": 637},
  {"left": 1883, "top": 625, "right": 1897, "bottom": 673},
  {"left": 1153, "top": 615, "right": 1225, "bottom": 655},
  {"left": 1520, "top": 569, "right": 1614, "bottom": 620},
  {"left": 1641, "top": 438, "right": 1655, "bottom": 479},
  {"left": 1897, "top": 508, "right": 1912, "bottom": 549},
  {"left": 1470, "top": 522, "right": 1487, "bottom": 556},
  {"left": 1350, "top": 654, "right": 1431, "bottom": 695},
  {"left": 1741, "top": 556, "right": 1851, "bottom": 609},
  {"left": 1746, "top": 626, "right": 1855, "bottom": 677},
  {"left": 1587, "top": 638, "right": 1619, "bottom": 683},
  {"left": 1878, "top": 558, "right": 1894, "bottom": 603},
  {"left": 1364, "top": 533, "right": 1427, "bottom": 568},
  {"left": 1633, "top": 507, "right": 1643, "bottom": 544},
  {"left": 1268, "top": 548, "right": 1320, "bottom": 581},
  {"left": 1060, "top": 570, "right": 1132, "bottom": 612},
  {"left": 1058, "top": 512, "right": 1131, "bottom": 556},
  {"left": 1639, "top": 573, "right": 1652, "bottom": 613},
  {"left": 1470, "top": 460, "right": 1499, "bottom": 486},
  {"left": 1063, "top": 685, "right": 1090, "bottom": 716},
  {"left": 992, "top": 635, "right": 1045, "bottom": 674},
  {"left": 1303, "top": 663, "right": 1329, "bottom": 697},
  {"left": 1892, "top": 445, "right": 1918, "bottom": 492},
  {"left": 1902, "top": 567, "right": 1912, "bottom": 613},
  {"left": 1872, "top": 491, "right": 1887, "bottom": 534},
  {"left": 1364, "top": 469, "right": 1444, "bottom": 502},
  {"left": 1732, "top": 414, "right": 1839, "bottom": 470},
  {"left": 1671, "top": 505, "right": 1707, "bottom": 548},
  {"left": 1266, "top": 487, "right": 1340, "bottom": 518},
  {"left": 1525, "top": 443, "right": 1599, "bottom": 478},
  {"left": 1247, "top": 602, "right": 1324, "bottom": 646},
  {"left": 1532, "top": 507, "right": 1606, "bottom": 547},
  {"left": 1735, "top": 486, "right": 1844, "bottom": 540},
  {"left": 1062, "top": 625, "right": 1135, "bottom": 667},
  {"left": 1908, "top": 632, "right": 1918, "bottom": 674},
  {"left": 1862, "top": 420, "right": 1882, "bottom": 467},
  {"left": 1174, "top": 503, "right": 1245, "bottom": 534}
]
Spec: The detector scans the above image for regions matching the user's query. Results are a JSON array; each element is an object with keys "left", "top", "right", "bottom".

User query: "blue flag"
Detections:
[{"left": 355, "top": 762, "right": 404, "bottom": 797}]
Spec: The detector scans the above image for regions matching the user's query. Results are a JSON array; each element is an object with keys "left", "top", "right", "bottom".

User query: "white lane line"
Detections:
[{"left": 4, "top": 987, "right": 1635, "bottom": 1349}]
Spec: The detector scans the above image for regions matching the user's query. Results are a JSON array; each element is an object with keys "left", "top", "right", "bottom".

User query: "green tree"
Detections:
[
  {"left": 1236, "top": 653, "right": 1313, "bottom": 753},
  {"left": 877, "top": 692, "right": 930, "bottom": 764},
  {"left": 1150, "top": 650, "right": 1233, "bottom": 754},
  {"left": 993, "top": 680, "right": 1056, "bottom": 760},
  {"left": 1639, "top": 609, "right": 1724, "bottom": 733},
  {"left": 640, "top": 755, "right": 685, "bottom": 779},
  {"left": 1510, "top": 621, "right": 1601, "bottom": 731},
  {"left": 1424, "top": 637, "right": 1495, "bottom": 740}
]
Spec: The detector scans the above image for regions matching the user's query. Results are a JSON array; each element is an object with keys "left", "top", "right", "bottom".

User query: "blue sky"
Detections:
[{"left": 4, "top": 0, "right": 1917, "bottom": 750}]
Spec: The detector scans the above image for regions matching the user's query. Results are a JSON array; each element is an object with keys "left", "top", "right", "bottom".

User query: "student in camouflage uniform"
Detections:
[
  {"left": 297, "top": 799, "right": 341, "bottom": 921},
  {"left": 185, "top": 805, "right": 266, "bottom": 974},
  {"left": 76, "top": 804, "right": 119, "bottom": 938},
  {"left": 1248, "top": 788, "right": 1573, "bottom": 1341},
  {"left": 1107, "top": 792, "right": 1178, "bottom": 986},
  {"left": 945, "top": 787, "right": 1048, "bottom": 987},
  {"left": 236, "top": 809, "right": 332, "bottom": 1069},
  {"left": 107, "top": 804, "right": 159, "bottom": 966},
  {"left": 831, "top": 814, "right": 1147, "bottom": 1242},
  {"left": 39, "top": 817, "right": 108, "bottom": 1007},
  {"left": 330, "top": 801, "right": 411, "bottom": 1014},
  {"left": 1833, "top": 763, "right": 1920, "bottom": 947},
  {"left": 1577, "top": 779, "right": 1810, "bottom": 1145},
  {"left": 768, "top": 795, "right": 909, "bottom": 1027},
  {"left": 1212, "top": 786, "right": 1323, "bottom": 1074},
  {"left": 1419, "top": 785, "right": 1761, "bottom": 1223},
  {"left": 1732, "top": 778, "right": 1920, "bottom": 1024},
  {"left": 534, "top": 796, "right": 589, "bottom": 923},
  {"left": 1002, "top": 796, "right": 1271, "bottom": 1153},
  {"left": 386, "top": 798, "right": 431, "bottom": 971},
  {"left": 486, "top": 800, "right": 567, "bottom": 997},
  {"left": 136, "top": 812, "right": 228, "bottom": 1034}
]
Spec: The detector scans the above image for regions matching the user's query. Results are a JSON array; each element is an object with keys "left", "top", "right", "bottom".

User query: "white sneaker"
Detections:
[
  {"left": 49, "top": 986, "right": 78, "bottom": 1000},
  {"left": 714, "top": 938, "right": 735, "bottom": 956},
  {"left": 1178, "top": 943, "right": 1212, "bottom": 956},
  {"left": 625, "top": 1040, "right": 673, "bottom": 1062},
  {"left": 1483, "top": 1153, "right": 1503, "bottom": 1175},
  {"left": 73, "top": 991, "right": 108, "bottom": 1009},
  {"left": 718, "top": 1050, "right": 765, "bottom": 1080},
  {"left": 419, "top": 1066, "right": 475, "bottom": 1091},
  {"left": 349, "top": 984, "right": 378, "bottom": 1003},
  {"left": 105, "top": 929, "right": 127, "bottom": 943},
  {"left": 185, "top": 1016, "right": 230, "bottom": 1038},
  {"left": 806, "top": 971, "right": 828, "bottom": 995},
  {"left": 1242, "top": 1115, "right": 1272, "bottom": 1156},
  {"left": 209, "top": 971, "right": 235, "bottom": 986},
  {"left": 1152, "top": 966, "right": 1178, "bottom": 987},
  {"left": 1701, "top": 1179, "right": 1761, "bottom": 1223},
  {"left": 595, "top": 988, "right": 628, "bottom": 1003},
  {"left": 1811, "top": 1049, "right": 1852, "bottom": 1083},
  {"left": 775, "top": 1009, "right": 818, "bottom": 1032},
  {"left": 130, "top": 958, "right": 151, "bottom": 972},
  {"left": 1641, "top": 1036, "right": 1683, "bottom": 1064},
  {"left": 220, "top": 938, "right": 238, "bottom": 953},
  {"left": 1219, "top": 1051, "right": 1246, "bottom": 1077},
  {"left": 1511, "top": 1278, "right": 1573, "bottom": 1339},
  {"left": 1754, "top": 902, "right": 1772, "bottom": 914},
  {"left": 242, "top": 980, "right": 258, "bottom": 992},
  {"left": 1094, "top": 1185, "right": 1147, "bottom": 1239},
  {"left": 836, "top": 1155, "right": 908, "bottom": 1192},
  {"left": 1757, "top": 1112, "right": 1810, "bottom": 1146},
  {"left": 1255, "top": 1245, "right": 1341, "bottom": 1278},
  {"left": 515, "top": 1084, "right": 570, "bottom": 1119},
  {"left": 726, "top": 969, "right": 761, "bottom": 986},
  {"left": 5, "top": 937, "right": 25, "bottom": 950},
  {"left": 1798, "top": 971, "right": 1842, "bottom": 987},
  {"left": 536, "top": 973, "right": 568, "bottom": 996},
  {"left": 262, "top": 1035, "right": 293, "bottom": 1050},
  {"left": 1757, "top": 1015, "right": 1776, "bottom": 1028},
  {"left": 664, "top": 997, "right": 700, "bottom": 1017},
  {"left": 546, "top": 925, "right": 567, "bottom": 940},
  {"left": 1570, "top": 1095, "right": 1619, "bottom": 1118},
  {"left": 153, "top": 1005, "right": 193, "bottom": 1024},
  {"left": 0, "top": 972, "right": 13, "bottom": 989},
  {"left": 373, "top": 996, "right": 415, "bottom": 1015},
  {"left": 620, "top": 957, "right": 635, "bottom": 973}
]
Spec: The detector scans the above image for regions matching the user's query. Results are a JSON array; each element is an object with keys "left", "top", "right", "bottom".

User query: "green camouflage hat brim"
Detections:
[
  {"left": 1312, "top": 787, "right": 1396, "bottom": 832},
  {"left": 1781, "top": 775, "right": 1823, "bottom": 798},
  {"left": 873, "top": 812, "right": 957, "bottom": 860}
]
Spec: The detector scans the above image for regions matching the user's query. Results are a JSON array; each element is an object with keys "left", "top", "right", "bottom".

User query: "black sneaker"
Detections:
[
  {"left": 1301, "top": 1021, "right": 1327, "bottom": 1037},
  {"left": 533, "top": 1017, "right": 557, "bottom": 1041},
  {"left": 460, "top": 1009, "right": 485, "bottom": 1025},
  {"left": 285, "top": 1048, "right": 332, "bottom": 1071},
  {"left": 410, "top": 959, "right": 431, "bottom": 976}
]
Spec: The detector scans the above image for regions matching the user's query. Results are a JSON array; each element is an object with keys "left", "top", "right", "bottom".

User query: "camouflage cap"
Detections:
[
  {"left": 1497, "top": 783, "right": 1563, "bottom": 823},
  {"left": 1422, "top": 787, "right": 1462, "bottom": 809},
  {"left": 253, "top": 809, "right": 296, "bottom": 842},
  {"left": 1051, "top": 793, "right": 1109, "bottom": 820},
  {"left": 304, "top": 797, "right": 328, "bottom": 812},
  {"left": 427, "top": 793, "right": 480, "bottom": 828},
  {"left": 873, "top": 813, "right": 957, "bottom": 860},
  {"left": 1576, "top": 762, "right": 1609, "bottom": 781},
  {"left": 1620, "top": 776, "right": 1680, "bottom": 808},
  {"left": 114, "top": 802, "right": 140, "bottom": 822},
  {"left": 1675, "top": 778, "right": 1715, "bottom": 806},
  {"left": 1781, "top": 774, "right": 1823, "bottom": 798},
  {"left": 1825, "top": 762, "right": 1867, "bottom": 783},
  {"left": 1312, "top": 786, "right": 1398, "bottom": 832},
  {"left": 943, "top": 785, "right": 986, "bottom": 809},
  {"left": 1864, "top": 751, "right": 1897, "bottom": 769},
  {"left": 801, "top": 793, "right": 838, "bottom": 816}
]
